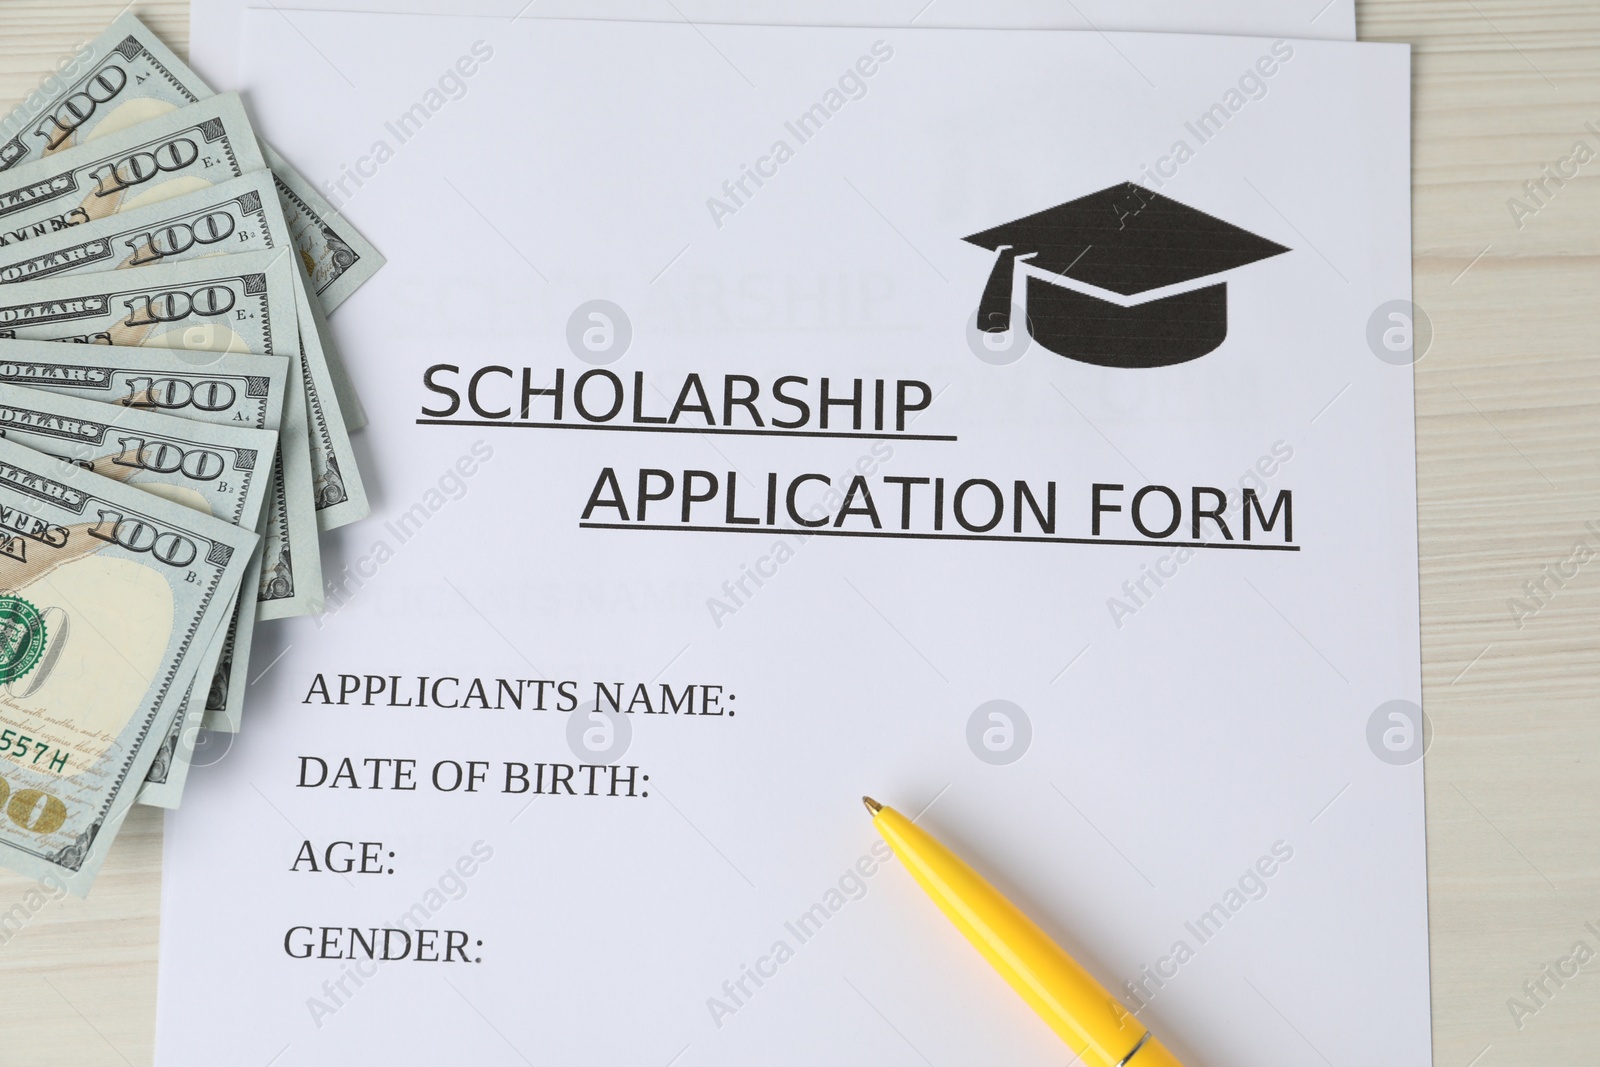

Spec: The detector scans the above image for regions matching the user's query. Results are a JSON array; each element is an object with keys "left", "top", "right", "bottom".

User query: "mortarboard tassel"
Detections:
[{"left": 976, "top": 245, "right": 1017, "bottom": 333}]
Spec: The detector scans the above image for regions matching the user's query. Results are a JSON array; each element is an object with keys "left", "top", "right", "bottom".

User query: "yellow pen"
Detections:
[{"left": 865, "top": 797, "right": 1183, "bottom": 1067}]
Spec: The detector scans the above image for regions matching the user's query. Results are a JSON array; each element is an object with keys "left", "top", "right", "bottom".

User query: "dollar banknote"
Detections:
[
  {"left": 0, "top": 12, "right": 385, "bottom": 314},
  {"left": 257, "top": 355, "right": 320, "bottom": 622},
  {"left": 0, "top": 250, "right": 323, "bottom": 619},
  {"left": 0, "top": 341, "right": 287, "bottom": 427},
  {"left": 291, "top": 272, "right": 369, "bottom": 530},
  {"left": 0, "top": 169, "right": 284, "bottom": 284},
  {"left": 0, "top": 341, "right": 292, "bottom": 731},
  {"left": 270, "top": 146, "right": 368, "bottom": 432},
  {"left": 0, "top": 434, "right": 255, "bottom": 891},
  {"left": 0, "top": 383, "right": 275, "bottom": 807},
  {"left": 0, "top": 174, "right": 370, "bottom": 529},
  {"left": 0, "top": 93, "right": 264, "bottom": 243},
  {"left": 257, "top": 141, "right": 383, "bottom": 316}
]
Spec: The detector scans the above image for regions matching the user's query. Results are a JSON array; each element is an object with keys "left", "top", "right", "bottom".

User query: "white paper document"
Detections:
[
  {"left": 158, "top": 16, "right": 1422, "bottom": 1067},
  {"left": 189, "top": 0, "right": 1356, "bottom": 89}
]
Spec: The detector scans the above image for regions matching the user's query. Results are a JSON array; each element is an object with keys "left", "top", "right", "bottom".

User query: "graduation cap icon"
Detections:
[{"left": 964, "top": 183, "right": 1289, "bottom": 369}]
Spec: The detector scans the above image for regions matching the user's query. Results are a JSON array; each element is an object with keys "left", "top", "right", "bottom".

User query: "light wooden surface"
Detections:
[{"left": 1, "top": 2, "right": 1597, "bottom": 1063}]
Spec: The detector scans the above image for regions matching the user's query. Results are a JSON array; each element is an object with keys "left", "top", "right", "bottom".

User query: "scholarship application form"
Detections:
[{"left": 157, "top": 17, "right": 1423, "bottom": 1067}]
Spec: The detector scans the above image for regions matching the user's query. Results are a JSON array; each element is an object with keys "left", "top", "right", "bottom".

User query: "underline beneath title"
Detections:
[
  {"left": 417, "top": 418, "right": 956, "bottom": 442},
  {"left": 578, "top": 522, "right": 1300, "bottom": 551}
]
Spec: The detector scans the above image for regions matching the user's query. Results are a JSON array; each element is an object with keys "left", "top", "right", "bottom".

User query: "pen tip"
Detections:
[{"left": 862, "top": 796, "right": 882, "bottom": 815}]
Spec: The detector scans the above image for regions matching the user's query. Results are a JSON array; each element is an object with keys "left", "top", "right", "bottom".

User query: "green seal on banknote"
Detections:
[{"left": 0, "top": 597, "right": 47, "bottom": 684}]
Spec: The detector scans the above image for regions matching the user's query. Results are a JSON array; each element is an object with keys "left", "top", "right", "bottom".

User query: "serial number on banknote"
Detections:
[{"left": 0, "top": 729, "right": 69, "bottom": 773}]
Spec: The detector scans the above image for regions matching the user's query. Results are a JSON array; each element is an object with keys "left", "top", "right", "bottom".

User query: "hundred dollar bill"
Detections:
[
  {"left": 257, "top": 354, "right": 319, "bottom": 622},
  {"left": 0, "top": 248, "right": 293, "bottom": 360},
  {"left": 0, "top": 341, "right": 286, "bottom": 425},
  {"left": 0, "top": 434, "right": 255, "bottom": 892},
  {"left": 258, "top": 141, "right": 383, "bottom": 315},
  {"left": 0, "top": 251, "right": 323, "bottom": 618},
  {"left": 0, "top": 341, "right": 292, "bottom": 731},
  {"left": 0, "top": 174, "right": 370, "bottom": 528},
  {"left": 0, "top": 169, "right": 282, "bottom": 283},
  {"left": 0, "top": 12, "right": 385, "bottom": 313},
  {"left": 293, "top": 272, "right": 369, "bottom": 530},
  {"left": 0, "top": 93, "right": 264, "bottom": 242},
  {"left": 0, "top": 383, "right": 274, "bottom": 807}
]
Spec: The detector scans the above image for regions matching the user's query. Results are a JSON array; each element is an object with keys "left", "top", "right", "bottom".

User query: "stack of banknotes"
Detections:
[{"left": 0, "top": 14, "right": 381, "bottom": 892}]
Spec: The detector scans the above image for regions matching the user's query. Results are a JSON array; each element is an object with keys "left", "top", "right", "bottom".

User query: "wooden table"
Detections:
[{"left": 0, "top": 2, "right": 1596, "bottom": 1063}]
